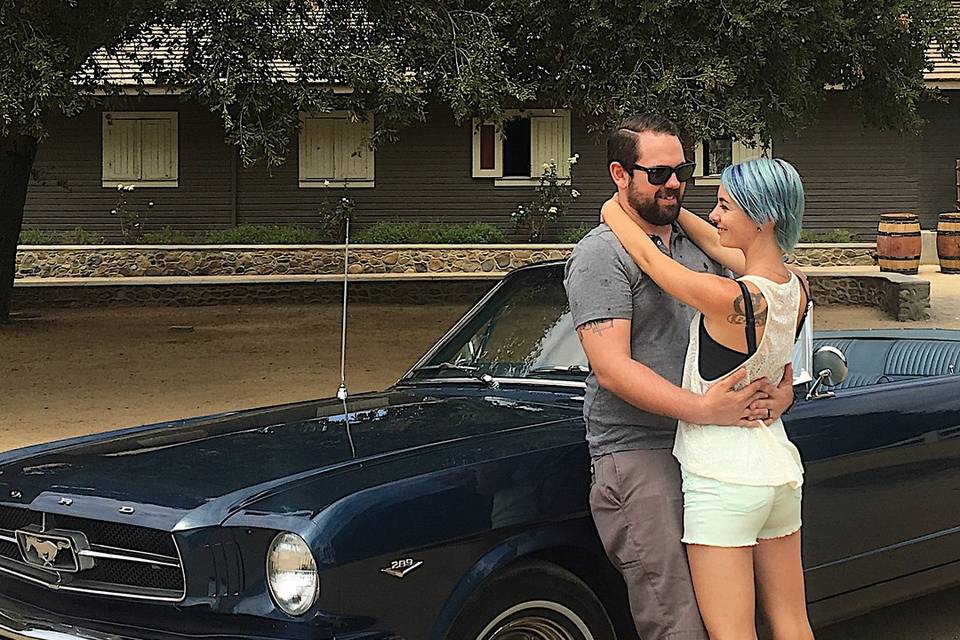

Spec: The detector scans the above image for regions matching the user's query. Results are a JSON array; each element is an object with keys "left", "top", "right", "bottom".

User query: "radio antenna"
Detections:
[{"left": 337, "top": 214, "right": 355, "bottom": 457}]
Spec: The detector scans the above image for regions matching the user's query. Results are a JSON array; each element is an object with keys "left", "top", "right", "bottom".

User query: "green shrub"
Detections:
[
  {"left": 354, "top": 221, "right": 507, "bottom": 244},
  {"left": 799, "top": 228, "right": 855, "bottom": 243},
  {"left": 558, "top": 224, "right": 593, "bottom": 244},
  {"left": 202, "top": 224, "right": 322, "bottom": 244},
  {"left": 18, "top": 228, "right": 57, "bottom": 244},
  {"left": 59, "top": 227, "right": 104, "bottom": 244},
  {"left": 142, "top": 226, "right": 197, "bottom": 244}
]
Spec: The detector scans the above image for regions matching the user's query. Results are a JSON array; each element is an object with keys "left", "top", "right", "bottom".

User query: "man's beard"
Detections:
[{"left": 627, "top": 185, "right": 683, "bottom": 226}]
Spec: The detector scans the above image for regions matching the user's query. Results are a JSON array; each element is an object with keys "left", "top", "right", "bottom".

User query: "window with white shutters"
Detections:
[
  {"left": 693, "top": 137, "right": 769, "bottom": 185},
  {"left": 102, "top": 112, "right": 178, "bottom": 188},
  {"left": 472, "top": 110, "right": 571, "bottom": 186},
  {"left": 298, "top": 112, "right": 375, "bottom": 188}
]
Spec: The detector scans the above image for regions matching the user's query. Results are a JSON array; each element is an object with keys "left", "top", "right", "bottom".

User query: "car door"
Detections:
[{"left": 785, "top": 376, "right": 960, "bottom": 602}]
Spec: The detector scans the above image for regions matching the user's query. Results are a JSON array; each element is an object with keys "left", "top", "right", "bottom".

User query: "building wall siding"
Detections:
[
  {"left": 21, "top": 93, "right": 958, "bottom": 241},
  {"left": 24, "top": 97, "right": 235, "bottom": 238}
]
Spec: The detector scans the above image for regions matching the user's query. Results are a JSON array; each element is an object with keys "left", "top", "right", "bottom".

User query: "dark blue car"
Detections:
[{"left": 1, "top": 262, "right": 959, "bottom": 640}]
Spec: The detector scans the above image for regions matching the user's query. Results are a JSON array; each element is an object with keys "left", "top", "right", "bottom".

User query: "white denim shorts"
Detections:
[{"left": 680, "top": 469, "right": 802, "bottom": 547}]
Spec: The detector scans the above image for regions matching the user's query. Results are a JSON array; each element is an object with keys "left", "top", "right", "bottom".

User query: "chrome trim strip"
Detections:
[
  {"left": 0, "top": 561, "right": 183, "bottom": 603},
  {"left": 399, "top": 377, "right": 586, "bottom": 389},
  {"left": 76, "top": 549, "right": 180, "bottom": 568},
  {"left": 87, "top": 543, "right": 178, "bottom": 563},
  {"left": 0, "top": 534, "right": 16, "bottom": 544}
]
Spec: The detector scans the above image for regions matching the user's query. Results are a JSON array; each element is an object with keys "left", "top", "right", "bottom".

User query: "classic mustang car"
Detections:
[{"left": 0, "top": 261, "right": 958, "bottom": 640}]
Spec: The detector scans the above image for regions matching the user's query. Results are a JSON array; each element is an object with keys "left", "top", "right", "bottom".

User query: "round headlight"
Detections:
[{"left": 266, "top": 532, "right": 319, "bottom": 616}]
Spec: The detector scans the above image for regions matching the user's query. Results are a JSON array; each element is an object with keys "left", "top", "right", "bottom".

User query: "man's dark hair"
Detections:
[{"left": 606, "top": 114, "right": 680, "bottom": 169}]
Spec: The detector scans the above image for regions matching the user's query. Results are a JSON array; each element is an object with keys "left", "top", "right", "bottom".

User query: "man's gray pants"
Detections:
[{"left": 590, "top": 449, "right": 708, "bottom": 640}]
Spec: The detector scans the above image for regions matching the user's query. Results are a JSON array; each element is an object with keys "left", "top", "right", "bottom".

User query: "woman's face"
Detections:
[{"left": 709, "top": 184, "right": 769, "bottom": 250}]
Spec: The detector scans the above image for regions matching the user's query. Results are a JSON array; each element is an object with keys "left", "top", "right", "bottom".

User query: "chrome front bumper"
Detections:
[{"left": 0, "top": 607, "right": 134, "bottom": 640}]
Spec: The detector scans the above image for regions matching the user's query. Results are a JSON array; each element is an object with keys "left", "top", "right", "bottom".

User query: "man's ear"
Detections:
[{"left": 609, "top": 162, "right": 630, "bottom": 190}]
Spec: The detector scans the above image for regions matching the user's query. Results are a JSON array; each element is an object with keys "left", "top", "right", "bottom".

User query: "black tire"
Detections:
[{"left": 444, "top": 559, "right": 617, "bottom": 640}]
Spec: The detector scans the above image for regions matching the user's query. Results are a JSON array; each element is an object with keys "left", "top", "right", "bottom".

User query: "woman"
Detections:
[{"left": 601, "top": 157, "right": 813, "bottom": 640}]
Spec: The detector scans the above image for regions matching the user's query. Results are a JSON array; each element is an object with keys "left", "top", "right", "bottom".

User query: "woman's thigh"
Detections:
[
  {"left": 687, "top": 544, "right": 758, "bottom": 640},
  {"left": 754, "top": 531, "right": 813, "bottom": 639}
]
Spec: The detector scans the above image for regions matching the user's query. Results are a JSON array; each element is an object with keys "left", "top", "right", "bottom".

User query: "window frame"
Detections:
[
  {"left": 101, "top": 111, "right": 179, "bottom": 188},
  {"left": 693, "top": 137, "right": 770, "bottom": 186},
  {"left": 471, "top": 109, "right": 572, "bottom": 187},
  {"left": 298, "top": 111, "right": 375, "bottom": 189}
]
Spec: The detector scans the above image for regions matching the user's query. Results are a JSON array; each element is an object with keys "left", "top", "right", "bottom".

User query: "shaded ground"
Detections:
[{"left": 1, "top": 303, "right": 469, "bottom": 451}]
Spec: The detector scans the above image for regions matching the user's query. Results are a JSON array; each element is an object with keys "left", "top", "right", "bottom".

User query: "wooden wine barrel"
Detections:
[
  {"left": 937, "top": 212, "right": 960, "bottom": 274},
  {"left": 877, "top": 212, "right": 921, "bottom": 275}
]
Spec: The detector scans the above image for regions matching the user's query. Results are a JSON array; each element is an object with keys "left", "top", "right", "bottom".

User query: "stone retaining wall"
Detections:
[
  {"left": 808, "top": 272, "right": 930, "bottom": 321},
  {"left": 15, "top": 243, "right": 875, "bottom": 279}
]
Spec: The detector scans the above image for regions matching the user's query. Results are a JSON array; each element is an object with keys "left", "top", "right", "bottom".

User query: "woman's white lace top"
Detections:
[{"left": 673, "top": 273, "right": 805, "bottom": 488}]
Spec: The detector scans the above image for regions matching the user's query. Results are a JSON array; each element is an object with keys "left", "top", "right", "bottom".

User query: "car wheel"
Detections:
[{"left": 445, "top": 560, "right": 616, "bottom": 640}]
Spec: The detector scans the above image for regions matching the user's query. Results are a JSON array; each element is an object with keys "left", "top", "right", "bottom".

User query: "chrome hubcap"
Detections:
[{"left": 487, "top": 615, "right": 578, "bottom": 640}]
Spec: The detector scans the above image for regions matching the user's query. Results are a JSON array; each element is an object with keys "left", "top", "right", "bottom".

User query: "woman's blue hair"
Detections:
[{"left": 720, "top": 157, "right": 804, "bottom": 252}]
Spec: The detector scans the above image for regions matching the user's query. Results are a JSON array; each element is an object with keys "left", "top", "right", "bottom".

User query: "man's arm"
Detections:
[{"left": 578, "top": 318, "right": 771, "bottom": 426}]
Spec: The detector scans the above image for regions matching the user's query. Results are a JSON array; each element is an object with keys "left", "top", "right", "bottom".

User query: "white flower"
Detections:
[
  {"left": 116, "top": 184, "right": 124, "bottom": 191},
  {"left": 542, "top": 162, "right": 551, "bottom": 172},
  {"left": 124, "top": 185, "right": 135, "bottom": 192},
  {"left": 567, "top": 155, "right": 578, "bottom": 165},
  {"left": 110, "top": 209, "right": 118, "bottom": 215},
  {"left": 323, "top": 180, "right": 331, "bottom": 186},
  {"left": 571, "top": 189, "right": 581, "bottom": 198},
  {"left": 548, "top": 206, "right": 558, "bottom": 214}
]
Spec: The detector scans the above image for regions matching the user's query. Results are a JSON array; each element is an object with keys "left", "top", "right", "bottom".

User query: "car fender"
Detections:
[{"left": 429, "top": 519, "right": 602, "bottom": 640}]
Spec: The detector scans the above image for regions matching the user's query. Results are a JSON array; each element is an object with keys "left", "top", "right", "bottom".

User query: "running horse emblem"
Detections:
[{"left": 23, "top": 535, "right": 72, "bottom": 568}]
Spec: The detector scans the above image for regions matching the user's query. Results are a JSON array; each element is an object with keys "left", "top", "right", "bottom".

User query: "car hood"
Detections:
[{"left": 0, "top": 390, "right": 579, "bottom": 529}]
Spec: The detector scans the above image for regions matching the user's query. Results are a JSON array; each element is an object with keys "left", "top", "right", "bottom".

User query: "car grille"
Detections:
[{"left": 0, "top": 506, "right": 185, "bottom": 601}]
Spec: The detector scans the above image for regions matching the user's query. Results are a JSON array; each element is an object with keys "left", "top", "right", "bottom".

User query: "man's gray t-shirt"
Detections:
[{"left": 563, "top": 222, "right": 725, "bottom": 457}]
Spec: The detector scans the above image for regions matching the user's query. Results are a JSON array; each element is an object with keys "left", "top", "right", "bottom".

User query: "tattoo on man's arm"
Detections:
[
  {"left": 727, "top": 293, "right": 768, "bottom": 326},
  {"left": 577, "top": 319, "right": 615, "bottom": 339}
]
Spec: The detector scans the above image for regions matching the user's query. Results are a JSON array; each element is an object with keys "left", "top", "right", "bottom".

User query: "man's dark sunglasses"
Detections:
[{"left": 626, "top": 161, "right": 697, "bottom": 185}]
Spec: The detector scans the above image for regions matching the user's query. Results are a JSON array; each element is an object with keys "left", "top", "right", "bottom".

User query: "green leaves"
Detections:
[{"left": 1, "top": 0, "right": 958, "bottom": 162}]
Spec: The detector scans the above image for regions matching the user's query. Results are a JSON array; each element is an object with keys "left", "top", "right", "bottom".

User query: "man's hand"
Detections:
[
  {"left": 694, "top": 368, "right": 774, "bottom": 427},
  {"left": 747, "top": 363, "right": 796, "bottom": 423}
]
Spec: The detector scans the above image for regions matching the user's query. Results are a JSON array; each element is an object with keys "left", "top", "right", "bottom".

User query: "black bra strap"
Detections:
[
  {"left": 795, "top": 274, "right": 811, "bottom": 340},
  {"left": 736, "top": 280, "right": 757, "bottom": 354}
]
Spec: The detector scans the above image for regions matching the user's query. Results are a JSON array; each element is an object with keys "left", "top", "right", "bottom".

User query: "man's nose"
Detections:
[{"left": 664, "top": 172, "right": 682, "bottom": 190}]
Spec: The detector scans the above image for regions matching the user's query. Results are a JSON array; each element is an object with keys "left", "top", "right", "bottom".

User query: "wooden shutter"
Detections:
[
  {"left": 102, "top": 116, "right": 141, "bottom": 183},
  {"left": 337, "top": 117, "right": 374, "bottom": 182},
  {"left": 299, "top": 113, "right": 374, "bottom": 185},
  {"left": 472, "top": 119, "right": 503, "bottom": 178},
  {"left": 530, "top": 113, "right": 570, "bottom": 178},
  {"left": 140, "top": 117, "right": 177, "bottom": 181},
  {"left": 299, "top": 117, "right": 337, "bottom": 181},
  {"left": 733, "top": 137, "right": 767, "bottom": 164}
]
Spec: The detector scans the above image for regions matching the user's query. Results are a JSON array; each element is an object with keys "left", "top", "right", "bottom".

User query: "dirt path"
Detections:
[
  {"left": 1, "top": 304, "right": 469, "bottom": 451},
  {"left": 4, "top": 266, "right": 960, "bottom": 452}
]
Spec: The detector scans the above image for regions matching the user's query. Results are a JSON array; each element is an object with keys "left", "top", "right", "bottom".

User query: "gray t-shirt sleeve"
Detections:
[{"left": 564, "top": 233, "right": 635, "bottom": 328}]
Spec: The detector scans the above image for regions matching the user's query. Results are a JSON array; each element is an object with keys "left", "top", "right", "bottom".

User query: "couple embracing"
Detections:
[{"left": 564, "top": 114, "right": 813, "bottom": 640}]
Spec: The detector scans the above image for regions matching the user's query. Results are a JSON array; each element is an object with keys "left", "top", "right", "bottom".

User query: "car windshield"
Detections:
[
  {"left": 407, "top": 266, "right": 588, "bottom": 381},
  {"left": 405, "top": 264, "right": 812, "bottom": 385}
]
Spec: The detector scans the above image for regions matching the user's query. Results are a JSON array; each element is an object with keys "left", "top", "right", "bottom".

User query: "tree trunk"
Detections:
[{"left": 0, "top": 134, "right": 38, "bottom": 322}]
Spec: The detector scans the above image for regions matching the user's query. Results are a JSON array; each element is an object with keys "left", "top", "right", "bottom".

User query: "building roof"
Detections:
[
  {"left": 926, "top": 1, "right": 960, "bottom": 85},
  {"left": 80, "top": 8, "right": 960, "bottom": 91}
]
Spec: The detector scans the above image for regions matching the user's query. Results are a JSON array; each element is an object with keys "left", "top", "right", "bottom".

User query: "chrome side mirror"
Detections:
[{"left": 806, "top": 346, "right": 849, "bottom": 400}]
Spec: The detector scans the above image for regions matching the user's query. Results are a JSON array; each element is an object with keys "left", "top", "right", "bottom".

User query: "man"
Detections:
[{"left": 563, "top": 114, "right": 795, "bottom": 640}]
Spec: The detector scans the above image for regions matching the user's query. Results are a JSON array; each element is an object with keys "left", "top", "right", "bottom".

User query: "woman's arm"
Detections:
[
  {"left": 677, "top": 208, "right": 746, "bottom": 275},
  {"left": 601, "top": 197, "right": 740, "bottom": 321}
]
